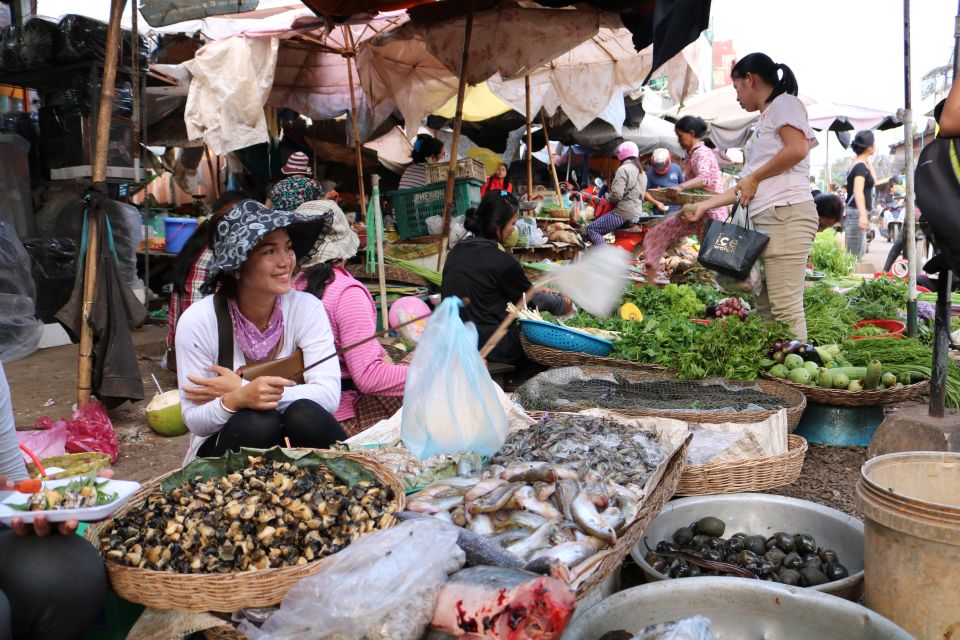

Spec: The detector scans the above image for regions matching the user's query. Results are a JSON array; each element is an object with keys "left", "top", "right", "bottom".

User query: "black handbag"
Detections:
[{"left": 697, "top": 199, "right": 769, "bottom": 280}]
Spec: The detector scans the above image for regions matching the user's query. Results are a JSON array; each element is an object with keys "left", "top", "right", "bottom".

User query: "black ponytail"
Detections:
[
  {"left": 731, "top": 53, "right": 799, "bottom": 103},
  {"left": 675, "top": 115, "right": 709, "bottom": 139},
  {"left": 463, "top": 191, "right": 519, "bottom": 240},
  {"left": 304, "top": 262, "right": 336, "bottom": 299}
]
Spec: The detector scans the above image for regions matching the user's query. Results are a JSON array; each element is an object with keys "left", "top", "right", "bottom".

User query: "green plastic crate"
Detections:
[{"left": 386, "top": 178, "right": 482, "bottom": 240}]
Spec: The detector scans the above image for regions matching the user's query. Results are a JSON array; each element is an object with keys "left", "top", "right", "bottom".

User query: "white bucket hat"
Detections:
[{"left": 298, "top": 200, "right": 360, "bottom": 268}]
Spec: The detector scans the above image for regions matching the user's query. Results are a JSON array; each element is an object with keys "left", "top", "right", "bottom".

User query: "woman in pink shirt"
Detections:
[
  {"left": 294, "top": 200, "right": 407, "bottom": 435},
  {"left": 684, "top": 53, "right": 818, "bottom": 340},
  {"left": 641, "top": 116, "right": 727, "bottom": 283}
]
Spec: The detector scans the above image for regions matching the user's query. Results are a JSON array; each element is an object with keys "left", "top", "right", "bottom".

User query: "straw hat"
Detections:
[{"left": 281, "top": 151, "right": 312, "bottom": 175}]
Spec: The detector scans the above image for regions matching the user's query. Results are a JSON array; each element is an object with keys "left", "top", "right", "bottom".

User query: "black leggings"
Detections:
[
  {"left": 0, "top": 530, "right": 107, "bottom": 640},
  {"left": 197, "top": 399, "right": 348, "bottom": 457}
]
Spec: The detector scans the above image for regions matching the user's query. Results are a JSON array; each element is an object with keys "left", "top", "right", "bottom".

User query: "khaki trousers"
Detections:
[{"left": 751, "top": 201, "right": 819, "bottom": 341}]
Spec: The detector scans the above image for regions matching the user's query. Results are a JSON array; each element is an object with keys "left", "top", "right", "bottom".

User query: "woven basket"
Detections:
[
  {"left": 346, "top": 263, "right": 432, "bottom": 289},
  {"left": 27, "top": 452, "right": 111, "bottom": 479},
  {"left": 647, "top": 188, "right": 717, "bottom": 206},
  {"left": 85, "top": 451, "right": 405, "bottom": 613},
  {"left": 521, "top": 334, "right": 664, "bottom": 372},
  {"left": 576, "top": 435, "right": 690, "bottom": 599},
  {"left": 761, "top": 373, "right": 928, "bottom": 407},
  {"left": 425, "top": 158, "right": 487, "bottom": 184},
  {"left": 519, "top": 359, "right": 806, "bottom": 431},
  {"left": 676, "top": 434, "right": 808, "bottom": 496}
]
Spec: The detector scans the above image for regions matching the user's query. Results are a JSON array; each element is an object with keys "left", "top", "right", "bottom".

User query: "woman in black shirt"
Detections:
[
  {"left": 844, "top": 130, "right": 876, "bottom": 259},
  {"left": 441, "top": 191, "right": 571, "bottom": 365}
]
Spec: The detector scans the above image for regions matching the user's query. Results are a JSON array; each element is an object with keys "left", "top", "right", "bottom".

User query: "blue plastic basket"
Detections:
[{"left": 518, "top": 319, "right": 614, "bottom": 357}]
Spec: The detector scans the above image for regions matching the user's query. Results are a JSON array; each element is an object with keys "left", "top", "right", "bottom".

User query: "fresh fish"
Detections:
[
  {"left": 569, "top": 548, "right": 617, "bottom": 590},
  {"left": 467, "top": 482, "right": 523, "bottom": 514},
  {"left": 491, "top": 510, "right": 549, "bottom": 531},
  {"left": 483, "top": 464, "right": 506, "bottom": 480},
  {"left": 528, "top": 537, "right": 607, "bottom": 569},
  {"left": 407, "top": 495, "right": 464, "bottom": 514},
  {"left": 555, "top": 478, "right": 581, "bottom": 521},
  {"left": 466, "top": 512, "right": 495, "bottom": 536},
  {"left": 503, "top": 464, "right": 578, "bottom": 483},
  {"left": 450, "top": 505, "right": 468, "bottom": 528},
  {"left": 430, "top": 566, "right": 575, "bottom": 639},
  {"left": 601, "top": 506, "right": 625, "bottom": 532},
  {"left": 489, "top": 528, "right": 530, "bottom": 547},
  {"left": 499, "top": 462, "right": 548, "bottom": 481},
  {"left": 522, "top": 556, "right": 572, "bottom": 584},
  {"left": 463, "top": 478, "right": 507, "bottom": 502},
  {"left": 396, "top": 511, "right": 525, "bottom": 569},
  {"left": 512, "top": 486, "right": 564, "bottom": 521},
  {"left": 571, "top": 489, "right": 617, "bottom": 545},
  {"left": 506, "top": 522, "right": 558, "bottom": 560},
  {"left": 433, "top": 485, "right": 473, "bottom": 500},
  {"left": 434, "top": 510, "right": 454, "bottom": 523},
  {"left": 416, "top": 477, "right": 479, "bottom": 498},
  {"left": 607, "top": 482, "right": 639, "bottom": 526},
  {"left": 532, "top": 481, "right": 556, "bottom": 502}
]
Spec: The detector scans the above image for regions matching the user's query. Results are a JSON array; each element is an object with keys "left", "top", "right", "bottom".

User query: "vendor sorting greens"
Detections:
[
  {"left": 175, "top": 200, "right": 348, "bottom": 462},
  {"left": 682, "top": 54, "right": 819, "bottom": 341},
  {"left": 584, "top": 141, "right": 647, "bottom": 246},
  {"left": 0, "top": 363, "right": 107, "bottom": 640},
  {"left": 293, "top": 200, "right": 407, "bottom": 436},
  {"left": 641, "top": 116, "right": 727, "bottom": 283},
  {"left": 441, "top": 191, "right": 572, "bottom": 365}
]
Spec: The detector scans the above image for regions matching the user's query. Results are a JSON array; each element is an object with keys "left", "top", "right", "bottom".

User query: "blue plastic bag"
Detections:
[{"left": 401, "top": 297, "right": 509, "bottom": 460}]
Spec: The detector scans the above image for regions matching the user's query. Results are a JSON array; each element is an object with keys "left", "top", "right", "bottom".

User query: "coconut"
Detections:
[{"left": 145, "top": 390, "right": 188, "bottom": 437}]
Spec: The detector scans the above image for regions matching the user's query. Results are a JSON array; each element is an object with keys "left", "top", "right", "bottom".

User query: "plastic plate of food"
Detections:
[{"left": 0, "top": 475, "right": 140, "bottom": 525}]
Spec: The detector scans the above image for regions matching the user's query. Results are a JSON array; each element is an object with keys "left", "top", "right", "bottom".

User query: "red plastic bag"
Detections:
[{"left": 64, "top": 401, "right": 119, "bottom": 463}]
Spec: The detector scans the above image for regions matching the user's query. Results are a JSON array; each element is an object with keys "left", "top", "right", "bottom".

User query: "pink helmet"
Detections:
[{"left": 616, "top": 141, "right": 639, "bottom": 161}]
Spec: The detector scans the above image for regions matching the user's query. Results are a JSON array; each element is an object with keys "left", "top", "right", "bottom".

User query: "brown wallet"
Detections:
[{"left": 237, "top": 348, "right": 305, "bottom": 384}]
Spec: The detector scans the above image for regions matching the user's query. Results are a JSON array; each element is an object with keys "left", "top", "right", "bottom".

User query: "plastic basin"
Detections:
[{"left": 851, "top": 319, "right": 905, "bottom": 340}]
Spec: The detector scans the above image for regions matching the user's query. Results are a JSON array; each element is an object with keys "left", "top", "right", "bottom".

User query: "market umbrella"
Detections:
[{"left": 487, "top": 29, "right": 700, "bottom": 133}]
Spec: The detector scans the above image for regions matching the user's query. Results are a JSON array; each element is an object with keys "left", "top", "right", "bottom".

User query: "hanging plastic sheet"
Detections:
[{"left": 0, "top": 220, "right": 43, "bottom": 364}]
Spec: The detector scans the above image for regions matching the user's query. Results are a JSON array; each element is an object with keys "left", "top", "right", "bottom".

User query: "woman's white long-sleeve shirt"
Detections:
[{"left": 175, "top": 291, "right": 341, "bottom": 462}]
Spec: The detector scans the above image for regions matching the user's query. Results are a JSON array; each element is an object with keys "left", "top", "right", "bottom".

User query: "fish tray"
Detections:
[
  {"left": 676, "top": 434, "right": 808, "bottom": 496},
  {"left": 520, "top": 334, "right": 665, "bottom": 373},
  {"left": 84, "top": 450, "right": 405, "bottom": 613},
  {"left": 518, "top": 360, "right": 806, "bottom": 432},
  {"left": 761, "top": 373, "right": 928, "bottom": 407},
  {"left": 646, "top": 188, "right": 718, "bottom": 206},
  {"left": 574, "top": 434, "right": 691, "bottom": 600}
]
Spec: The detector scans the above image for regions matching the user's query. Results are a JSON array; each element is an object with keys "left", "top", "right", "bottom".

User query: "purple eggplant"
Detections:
[
  {"left": 771, "top": 350, "right": 787, "bottom": 365},
  {"left": 783, "top": 341, "right": 804, "bottom": 355}
]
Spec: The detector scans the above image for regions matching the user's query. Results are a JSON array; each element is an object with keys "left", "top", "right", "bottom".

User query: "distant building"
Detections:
[
  {"left": 888, "top": 119, "right": 938, "bottom": 174},
  {"left": 712, "top": 40, "right": 736, "bottom": 89}
]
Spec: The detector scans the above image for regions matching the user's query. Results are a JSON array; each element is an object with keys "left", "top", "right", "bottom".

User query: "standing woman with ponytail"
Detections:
[
  {"left": 844, "top": 131, "right": 877, "bottom": 259},
  {"left": 685, "top": 53, "right": 819, "bottom": 340}
]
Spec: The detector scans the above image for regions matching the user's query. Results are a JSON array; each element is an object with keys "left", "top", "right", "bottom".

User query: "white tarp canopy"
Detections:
[
  {"left": 667, "top": 86, "right": 898, "bottom": 151},
  {"left": 487, "top": 29, "right": 699, "bottom": 134}
]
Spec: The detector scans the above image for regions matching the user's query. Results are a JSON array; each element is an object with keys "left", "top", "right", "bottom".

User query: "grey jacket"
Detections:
[{"left": 608, "top": 159, "right": 647, "bottom": 219}]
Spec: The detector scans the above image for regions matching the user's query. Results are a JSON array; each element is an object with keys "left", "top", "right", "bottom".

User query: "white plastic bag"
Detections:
[
  {"left": 401, "top": 297, "right": 510, "bottom": 459},
  {"left": 240, "top": 519, "right": 465, "bottom": 640},
  {"left": 639, "top": 616, "right": 718, "bottom": 640},
  {"left": 715, "top": 265, "right": 763, "bottom": 297}
]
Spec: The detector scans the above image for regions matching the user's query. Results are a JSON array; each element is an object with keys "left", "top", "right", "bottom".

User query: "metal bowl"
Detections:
[
  {"left": 630, "top": 493, "right": 864, "bottom": 600},
  {"left": 561, "top": 578, "right": 911, "bottom": 639}
]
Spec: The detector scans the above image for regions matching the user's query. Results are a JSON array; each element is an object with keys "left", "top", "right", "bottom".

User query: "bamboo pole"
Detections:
[
  {"left": 436, "top": 8, "right": 475, "bottom": 271},
  {"left": 204, "top": 146, "right": 220, "bottom": 199},
  {"left": 130, "top": 0, "right": 140, "bottom": 185},
  {"left": 78, "top": 0, "right": 126, "bottom": 406},
  {"left": 525, "top": 75, "right": 533, "bottom": 198},
  {"left": 540, "top": 112, "right": 564, "bottom": 205},
  {"left": 343, "top": 26, "right": 367, "bottom": 221},
  {"left": 371, "top": 174, "right": 389, "bottom": 332},
  {"left": 902, "top": 0, "right": 917, "bottom": 339}
]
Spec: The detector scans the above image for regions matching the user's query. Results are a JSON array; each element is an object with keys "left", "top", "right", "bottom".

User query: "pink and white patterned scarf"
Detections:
[{"left": 227, "top": 297, "right": 284, "bottom": 362}]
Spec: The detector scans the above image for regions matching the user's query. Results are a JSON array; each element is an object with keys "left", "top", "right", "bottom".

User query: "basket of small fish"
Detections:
[
  {"left": 85, "top": 447, "right": 404, "bottom": 612},
  {"left": 399, "top": 414, "right": 690, "bottom": 601}
]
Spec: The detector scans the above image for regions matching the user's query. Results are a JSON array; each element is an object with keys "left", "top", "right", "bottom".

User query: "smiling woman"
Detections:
[{"left": 173, "top": 200, "right": 348, "bottom": 462}]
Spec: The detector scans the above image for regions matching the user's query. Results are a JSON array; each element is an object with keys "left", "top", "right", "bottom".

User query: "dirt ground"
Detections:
[
  {"left": 6, "top": 325, "right": 188, "bottom": 483},
  {"left": 6, "top": 323, "right": 877, "bottom": 520}
]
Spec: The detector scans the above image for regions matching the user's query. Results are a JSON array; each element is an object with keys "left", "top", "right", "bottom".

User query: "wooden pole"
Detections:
[
  {"left": 204, "top": 146, "right": 220, "bottom": 199},
  {"left": 130, "top": 0, "right": 140, "bottom": 185},
  {"left": 436, "top": 8, "right": 474, "bottom": 271},
  {"left": 540, "top": 112, "right": 564, "bottom": 205},
  {"left": 371, "top": 174, "right": 389, "bottom": 332},
  {"left": 343, "top": 26, "right": 367, "bottom": 221},
  {"left": 903, "top": 0, "right": 918, "bottom": 338},
  {"left": 525, "top": 75, "right": 533, "bottom": 198},
  {"left": 78, "top": 0, "right": 126, "bottom": 406}
]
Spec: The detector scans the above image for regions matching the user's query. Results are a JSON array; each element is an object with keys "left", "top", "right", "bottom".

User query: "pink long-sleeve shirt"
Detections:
[{"left": 294, "top": 267, "right": 406, "bottom": 422}]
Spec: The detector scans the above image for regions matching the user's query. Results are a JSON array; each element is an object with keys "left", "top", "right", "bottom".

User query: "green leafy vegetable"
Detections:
[
  {"left": 803, "top": 283, "right": 857, "bottom": 344},
  {"left": 676, "top": 315, "right": 790, "bottom": 381},
  {"left": 810, "top": 229, "right": 856, "bottom": 277},
  {"left": 845, "top": 277, "right": 907, "bottom": 320}
]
